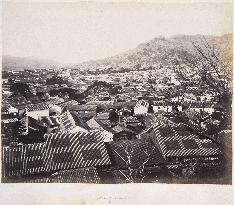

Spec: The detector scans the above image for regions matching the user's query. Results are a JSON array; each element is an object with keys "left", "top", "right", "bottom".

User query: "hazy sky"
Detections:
[{"left": 3, "top": 2, "right": 233, "bottom": 64}]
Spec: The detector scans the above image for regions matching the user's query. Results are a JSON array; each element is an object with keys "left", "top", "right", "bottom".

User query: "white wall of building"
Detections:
[
  {"left": 134, "top": 106, "right": 148, "bottom": 115},
  {"left": 189, "top": 107, "right": 214, "bottom": 114},
  {"left": 153, "top": 105, "right": 172, "bottom": 113},
  {"left": 101, "top": 130, "right": 113, "bottom": 142},
  {"left": 26, "top": 110, "right": 49, "bottom": 120}
]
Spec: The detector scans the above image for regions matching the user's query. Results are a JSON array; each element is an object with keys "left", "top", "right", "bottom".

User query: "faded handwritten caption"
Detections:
[{"left": 96, "top": 196, "right": 128, "bottom": 204}]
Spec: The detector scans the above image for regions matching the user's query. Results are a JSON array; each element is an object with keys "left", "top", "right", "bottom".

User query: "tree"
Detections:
[
  {"left": 113, "top": 141, "right": 157, "bottom": 183},
  {"left": 46, "top": 75, "right": 67, "bottom": 85},
  {"left": 173, "top": 37, "right": 232, "bottom": 105},
  {"left": 10, "top": 83, "right": 31, "bottom": 97},
  {"left": 148, "top": 105, "right": 154, "bottom": 113},
  {"left": 109, "top": 109, "right": 119, "bottom": 125},
  {"left": 184, "top": 109, "right": 207, "bottom": 132},
  {"left": 170, "top": 36, "right": 232, "bottom": 135},
  {"left": 96, "top": 106, "right": 104, "bottom": 114}
]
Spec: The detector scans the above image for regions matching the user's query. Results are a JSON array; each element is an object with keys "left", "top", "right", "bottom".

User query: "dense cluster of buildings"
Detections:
[{"left": 1, "top": 67, "right": 231, "bottom": 183}]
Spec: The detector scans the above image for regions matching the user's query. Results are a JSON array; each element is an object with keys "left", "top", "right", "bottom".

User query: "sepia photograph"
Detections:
[{"left": 1, "top": 1, "right": 232, "bottom": 186}]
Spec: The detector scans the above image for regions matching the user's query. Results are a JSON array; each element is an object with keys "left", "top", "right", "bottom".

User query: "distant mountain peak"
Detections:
[{"left": 74, "top": 34, "right": 232, "bottom": 71}]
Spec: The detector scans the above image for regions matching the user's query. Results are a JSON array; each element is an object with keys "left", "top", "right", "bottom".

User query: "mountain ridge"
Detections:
[
  {"left": 73, "top": 33, "right": 232, "bottom": 70},
  {"left": 2, "top": 34, "right": 232, "bottom": 71}
]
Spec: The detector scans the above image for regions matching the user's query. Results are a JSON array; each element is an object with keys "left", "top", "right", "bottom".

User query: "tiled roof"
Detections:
[
  {"left": 96, "top": 119, "right": 112, "bottom": 127},
  {"left": 57, "top": 100, "right": 79, "bottom": 109},
  {"left": 142, "top": 114, "right": 164, "bottom": 130},
  {"left": 186, "top": 102, "right": 215, "bottom": 108},
  {"left": 86, "top": 117, "right": 104, "bottom": 130},
  {"left": 70, "top": 126, "right": 88, "bottom": 133},
  {"left": 109, "top": 102, "right": 137, "bottom": 109},
  {"left": 112, "top": 166, "right": 161, "bottom": 183},
  {"left": 51, "top": 167, "right": 100, "bottom": 183},
  {"left": 153, "top": 101, "right": 172, "bottom": 106},
  {"left": 108, "top": 139, "right": 164, "bottom": 169},
  {"left": 70, "top": 104, "right": 97, "bottom": 111},
  {"left": 151, "top": 123, "right": 222, "bottom": 158},
  {"left": 2, "top": 131, "right": 111, "bottom": 178},
  {"left": 1, "top": 118, "right": 19, "bottom": 123},
  {"left": 135, "top": 100, "right": 149, "bottom": 108},
  {"left": 123, "top": 116, "right": 140, "bottom": 124},
  {"left": 111, "top": 125, "right": 135, "bottom": 134},
  {"left": 86, "top": 118, "right": 112, "bottom": 133},
  {"left": 10, "top": 167, "right": 100, "bottom": 183},
  {"left": 82, "top": 101, "right": 136, "bottom": 111},
  {"left": 69, "top": 111, "right": 90, "bottom": 130},
  {"left": 21, "top": 177, "right": 51, "bottom": 183},
  {"left": 86, "top": 101, "right": 114, "bottom": 106},
  {"left": 96, "top": 112, "right": 109, "bottom": 120},
  {"left": 74, "top": 112, "right": 95, "bottom": 120},
  {"left": 2, "top": 143, "right": 47, "bottom": 178},
  {"left": 46, "top": 97, "right": 65, "bottom": 105},
  {"left": 25, "top": 103, "right": 50, "bottom": 112}
]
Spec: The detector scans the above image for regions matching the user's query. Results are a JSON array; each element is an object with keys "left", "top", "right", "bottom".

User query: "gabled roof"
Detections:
[
  {"left": 85, "top": 101, "right": 136, "bottom": 111},
  {"left": 44, "top": 131, "right": 111, "bottom": 170},
  {"left": 111, "top": 124, "right": 136, "bottom": 134},
  {"left": 86, "top": 100, "right": 114, "bottom": 106},
  {"left": 70, "top": 104, "right": 97, "bottom": 111},
  {"left": 70, "top": 125, "right": 88, "bottom": 133},
  {"left": 107, "top": 139, "right": 164, "bottom": 169},
  {"left": 57, "top": 100, "right": 79, "bottom": 109},
  {"left": 86, "top": 117, "right": 104, "bottom": 130},
  {"left": 96, "top": 112, "right": 109, "bottom": 120},
  {"left": 151, "top": 122, "right": 222, "bottom": 158},
  {"left": 2, "top": 131, "right": 111, "bottom": 178},
  {"left": 46, "top": 97, "right": 65, "bottom": 105},
  {"left": 70, "top": 111, "right": 91, "bottom": 130},
  {"left": 86, "top": 117, "right": 112, "bottom": 132},
  {"left": 96, "top": 119, "right": 111, "bottom": 127},
  {"left": 25, "top": 103, "right": 50, "bottom": 112}
]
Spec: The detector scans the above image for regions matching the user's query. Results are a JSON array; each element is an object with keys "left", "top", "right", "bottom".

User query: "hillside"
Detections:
[
  {"left": 74, "top": 34, "right": 232, "bottom": 70},
  {"left": 2, "top": 56, "right": 62, "bottom": 71},
  {"left": 2, "top": 34, "right": 232, "bottom": 72}
]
